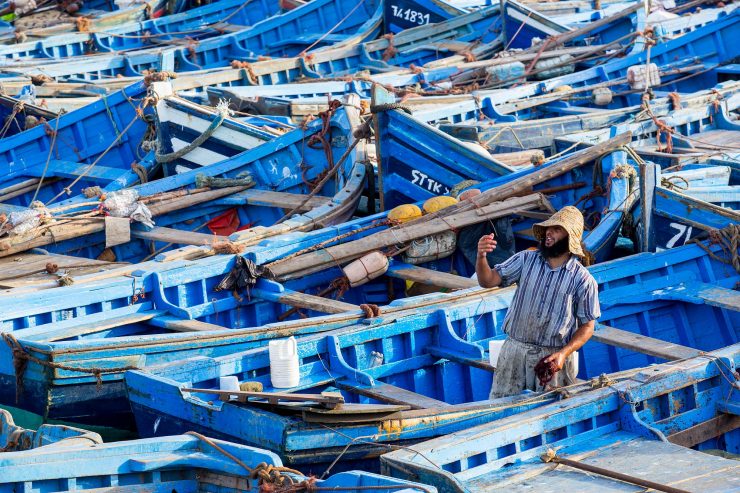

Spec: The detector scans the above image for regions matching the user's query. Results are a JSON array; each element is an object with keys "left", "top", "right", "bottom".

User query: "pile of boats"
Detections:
[{"left": 0, "top": 0, "right": 737, "bottom": 490}]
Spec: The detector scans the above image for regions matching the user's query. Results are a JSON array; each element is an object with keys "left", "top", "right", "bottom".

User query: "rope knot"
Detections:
[{"left": 382, "top": 33, "right": 398, "bottom": 61}]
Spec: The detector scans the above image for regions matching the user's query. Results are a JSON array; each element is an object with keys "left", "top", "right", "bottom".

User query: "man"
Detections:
[{"left": 475, "top": 206, "right": 600, "bottom": 398}]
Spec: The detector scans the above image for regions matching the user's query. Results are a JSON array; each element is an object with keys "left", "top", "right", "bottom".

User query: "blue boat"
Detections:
[
  {"left": 380, "top": 343, "right": 740, "bottom": 492},
  {"left": 0, "top": 89, "right": 59, "bottom": 138},
  {"left": 6, "top": 0, "right": 170, "bottom": 44},
  {"left": 0, "top": 91, "right": 367, "bottom": 263},
  {"left": 0, "top": 433, "right": 435, "bottom": 493},
  {"left": 546, "top": 90, "right": 740, "bottom": 251},
  {"left": 371, "top": 85, "right": 634, "bottom": 263},
  {"left": 205, "top": 6, "right": 740, "bottom": 126},
  {"left": 0, "top": 407, "right": 102, "bottom": 451},
  {"left": 1, "top": 2, "right": 502, "bottom": 81},
  {"left": 637, "top": 163, "right": 739, "bottom": 252},
  {"left": 123, "top": 240, "right": 740, "bottom": 471},
  {"left": 0, "top": 128, "right": 630, "bottom": 424},
  {"left": 150, "top": 82, "right": 278, "bottom": 175},
  {"left": 0, "top": 0, "right": 283, "bottom": 60},
  {"left": 438, "top": 82, "right": 739, "bottom": 149},
  {"left": 0, "top": 80, "right": 153, "bottom": 209}
]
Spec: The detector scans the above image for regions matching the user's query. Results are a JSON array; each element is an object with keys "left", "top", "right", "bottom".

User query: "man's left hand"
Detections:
[{"left": 543, "top": 351, "right": 567, "bottom": 371}]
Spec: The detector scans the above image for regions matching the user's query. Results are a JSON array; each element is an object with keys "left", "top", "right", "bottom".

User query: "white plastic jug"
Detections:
[
  {"left": 572, "top": 351, "right": 580, "bottom": 376},
  {"left": 489, "top": 340, "right": 505, "bottom": 366},
  {"left": 269, "top": 337, "right": 300, "bottom": 388},
  {"left": 219, "top": 376, "right": 240, "bottom": 400}
]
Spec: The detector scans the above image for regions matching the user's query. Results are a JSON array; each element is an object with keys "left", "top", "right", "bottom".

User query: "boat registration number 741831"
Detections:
[{"left": 389, "top": 4, "right": 432, "bottom": 25}]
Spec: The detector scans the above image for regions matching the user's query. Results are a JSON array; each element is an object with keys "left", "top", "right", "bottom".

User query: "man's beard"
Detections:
[{"left": 539, "top": 237, "right": 570, "bottom": 258}]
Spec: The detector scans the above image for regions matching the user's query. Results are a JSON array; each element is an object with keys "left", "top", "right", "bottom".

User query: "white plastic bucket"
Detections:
[
  {"left": 489, "top": 340, "right": 505, "bottom": 366},
  {"left": 269, "top": 336, "right": 300, "bottom": 388}
]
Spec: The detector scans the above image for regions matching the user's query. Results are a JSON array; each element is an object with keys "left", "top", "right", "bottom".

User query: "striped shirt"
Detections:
[{"left": 494, "top": 250, "right": 601, "bottom": 347}]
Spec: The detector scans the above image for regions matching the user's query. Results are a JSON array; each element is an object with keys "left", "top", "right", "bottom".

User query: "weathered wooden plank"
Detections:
[
  {"left": 227, "top": 189, "right": 332, "bottom": 211},
  {"left": 427, "top": 346, "right": 496, "bottom": 372},
  {"left": 266, "top": 194, "right": 545, "bottom": 280},
  {"left": 131, "top": 227, "right": 227, "bottom": 246},
  {"left": 339, "top": 382, "right": 450, "bottom": 409},
  {"left": 667, "top": 414, "right": 740, "bottom": 448},
  {"left": 0, "top": 253, "right": 124, "bottom": 287},
  {"left": 276, "top": 291, "right": 358, "bottom": 314},
  {"left": 156, "top": 318, "right": 229, "bottom": 332},
  {"left": 0, "top": 186, "right": 249, "bottom": 258},
  {"left": 29, "top": 311, "right": 161, "bottom": 342},
  {"left": 387, "top": 264, "right": 477, "bottom": 290},
  {"left": 592, "top": 325, "right": 701, "bottom": 361},
  {"left": 692, "top": 284, "right": 740, "bottom": 312}
]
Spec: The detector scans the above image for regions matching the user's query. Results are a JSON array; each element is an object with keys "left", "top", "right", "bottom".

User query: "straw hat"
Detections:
[{"left": 532, "top": 206, "right": 585, "bottom": 257}]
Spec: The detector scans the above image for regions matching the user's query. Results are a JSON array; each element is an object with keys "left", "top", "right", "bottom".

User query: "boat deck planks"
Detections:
[
  {"left": 387, "top": 265, "right": 478, "bottom": 290},
  {"left": 337, "top": 382, "right": 452, "bottom": 410},
  {"left": 0, "top": 253, "right": 125, "bottom": 288},
  {"left": 668, "top": 413, "right": 740, "bottom": 448},
  {"left": 466, "top": 434, "right": 740, "bottom": 492},
  {"left": 592, "top": 325, "right": 702, "bottom": 361},
  {"left": 232, "top": 189, "right": 333, "bottom": 211},
  {"left": 131, "top": 227, "right": 228, "bottom": 246}
]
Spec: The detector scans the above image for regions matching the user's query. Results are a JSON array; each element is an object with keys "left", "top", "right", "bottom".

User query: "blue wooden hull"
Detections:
[
  {"left": 0, "top": 433, "right": 435, "bottom": 492},
  {"left": 0, "top": 0, "right": 282, "bottom": 60},
  {"left": 0, "top": 407, "right": 102, "bottom": 451},
  {"left": 3, "top": 0, "right": 384, "bottom": 81},
  {"left": 439, "top": 81, "right": 740, "bottom": 149},
  {"left": 385, "top": 0, "right": 466, "bottom": 34},
  {"left": 124, "top": 242, "right": 739, "bottom": 470},
  {"left": 3, "top": 2, "right": 502, "bottom": 82},
  {"left": 381, "top": 344, "right": 740, "bottom": 492},
  {"left": 0, "top": 80, "right": 152, "bottom": 208},
  {"left": 0, "top": 91, "right": 367, "bottom": 263},
  {"left": 373, "top": 85, "right": 633, "bottom": 264}
]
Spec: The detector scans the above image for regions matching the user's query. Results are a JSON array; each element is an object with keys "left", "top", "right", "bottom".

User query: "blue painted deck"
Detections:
[
  {"left": 0, "top": 433, "right": 435, "bottom": 493},
  {"left": 0, "top": 0, "right": 282, "bottom": 60},
  {"left": 0, "top": 407, "right": 102, "bottom": 451},
  {"left": 0, "top": 80, "right": 152, "bottom": 209},
  {"left": 380, "top": 344, "right": 740, "bottom": 492},
  {"left": 2, "top": 2, "right": 501, "bottom": 82}
]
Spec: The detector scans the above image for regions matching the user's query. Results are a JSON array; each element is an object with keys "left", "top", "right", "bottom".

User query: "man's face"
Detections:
[{"left": 544, "top": 226, "right": 568, "bottom": 247}]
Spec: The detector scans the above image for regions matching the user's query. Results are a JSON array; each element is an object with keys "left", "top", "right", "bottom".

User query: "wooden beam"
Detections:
[
  {"left": 25, "top": 311, "right": 161, "bottom": 342},
  {"left": 387, "top": 265, "right": 477, "bottom": 290},
  {"left": 693, "top": 284, "right": 740, "bottom": 312},
  {"left": 131, "top": 227, "right": 228, "bottom": 246},
  {"left": 427, "top": 346, "right": 496, "bottom": 372},
  {"left": 252, "top": 287, "right": 359, "bottom": 314},
  {"left": 0, "top": 186, "right": 249, "bottom": 258},
  {"left": 228, "top": 189, "right": 332, "bottom": 211},
  {"left": 266, "top": 194, "right": 545, "bottom": 280},
  {"left": 592, "top": 325, "right": 701, "bottom": 361},
  {"left": 667, "top": 414, "right": 740, "bottom": 448},
  {"left": 337, "top": 382, "right": 450, "bottom": 410}
]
